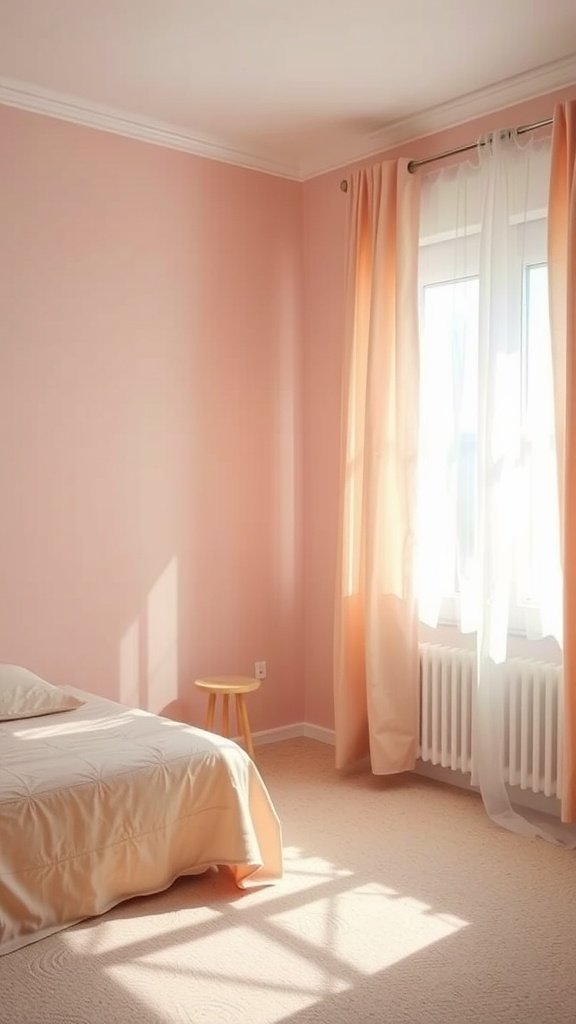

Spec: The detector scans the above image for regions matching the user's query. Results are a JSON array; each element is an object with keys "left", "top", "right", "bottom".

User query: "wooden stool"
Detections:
[{"left": 194, "top": 676, "right": 261, "bottom": 759}]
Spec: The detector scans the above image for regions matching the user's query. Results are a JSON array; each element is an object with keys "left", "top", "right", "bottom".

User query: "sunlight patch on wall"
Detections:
[{"left": 147, "top": 557, "right": 178, "bottom": 714}]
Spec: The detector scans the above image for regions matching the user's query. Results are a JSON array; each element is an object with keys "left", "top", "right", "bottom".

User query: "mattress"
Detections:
[{"left": 0, "top": 690, "right": 282, "bottom": 955}]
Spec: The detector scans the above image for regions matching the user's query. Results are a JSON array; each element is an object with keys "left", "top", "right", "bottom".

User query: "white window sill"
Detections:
[{"left": 418, "top": 618, "right": 562, "bottom": 665}]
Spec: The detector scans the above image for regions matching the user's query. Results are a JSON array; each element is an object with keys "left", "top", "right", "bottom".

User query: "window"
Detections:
[{"left": 415, "top": 139, "right": 561, "bottom": 643}]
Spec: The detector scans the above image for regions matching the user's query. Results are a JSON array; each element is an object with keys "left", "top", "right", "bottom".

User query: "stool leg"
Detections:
[
  {"left": 236, "top": 694, "right": 255, "bottom": 759},
  {"left": 205, "top": 693, "right": 216, "bottom": 731},
  {"left": 222, "top": 693, "right": 230, "bottom": 736}
]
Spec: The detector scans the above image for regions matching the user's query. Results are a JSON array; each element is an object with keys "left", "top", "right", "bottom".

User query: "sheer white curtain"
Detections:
[{"left": 416, "top": 131, "right": 570, "bottom": 841}]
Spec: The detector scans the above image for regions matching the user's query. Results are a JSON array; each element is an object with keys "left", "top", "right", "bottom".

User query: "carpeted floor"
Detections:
[{"left": 2, "top": 737, "right": 576, "bottom": 1024}]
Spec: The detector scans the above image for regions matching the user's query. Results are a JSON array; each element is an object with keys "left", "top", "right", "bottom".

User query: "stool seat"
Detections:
[
  {"left": 194, "top": 676, "right": 261, "bottom": 759},
  {"left": 194, "top": 676, "right": 261, "bottom": 695}
]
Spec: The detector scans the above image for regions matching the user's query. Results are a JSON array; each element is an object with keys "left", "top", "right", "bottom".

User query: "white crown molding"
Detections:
[
  {"left": 300, "top": 53, "right": 576, "bottom": 179},
  {"left": 0, "top": 76, "right": 301, "bottom": 181},
  {"left": 1, "top": 54, "right": 575, "bottom": 183}
]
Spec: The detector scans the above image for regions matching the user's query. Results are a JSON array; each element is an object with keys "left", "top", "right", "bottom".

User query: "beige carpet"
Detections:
[{"left": 2, "top": 737, "right": 576, "bottom": 1024}]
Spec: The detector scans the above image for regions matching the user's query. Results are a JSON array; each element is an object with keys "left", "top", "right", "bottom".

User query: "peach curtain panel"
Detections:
[
  {"left": 549, "top": 101, "right": 576, "bottom": 822},
  {"left": 334, "top": 161, "right": 420, "bottom": 773}
]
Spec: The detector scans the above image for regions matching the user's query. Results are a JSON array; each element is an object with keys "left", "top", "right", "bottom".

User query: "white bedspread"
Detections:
[{"left": 0, "top": 690, "right": 282, "bottom": 955}]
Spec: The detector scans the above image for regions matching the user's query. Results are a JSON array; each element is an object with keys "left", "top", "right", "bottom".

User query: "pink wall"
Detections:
[
  {"left": 0, "top": 105, "right": 304, "bottom": 732},
  {"left": 3, "top": 81, "right": 576, "bottom": 738},
  {"left": 301, "top": 82, "right": 576, "bottom": 730}
]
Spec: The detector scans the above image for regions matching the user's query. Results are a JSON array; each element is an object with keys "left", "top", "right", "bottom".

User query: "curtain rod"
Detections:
[{"left": 339, "top": 116, "right": 553, "bottom": 191}]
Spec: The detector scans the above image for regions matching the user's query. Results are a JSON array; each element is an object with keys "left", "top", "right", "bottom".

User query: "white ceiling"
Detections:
[{"left": 1, "top": 0, "right": 576, "bottom": 179}]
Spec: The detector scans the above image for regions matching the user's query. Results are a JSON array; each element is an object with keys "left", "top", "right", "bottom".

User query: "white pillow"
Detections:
[{"left": 0, "top": 665, "right": 84, "bottom": 721}]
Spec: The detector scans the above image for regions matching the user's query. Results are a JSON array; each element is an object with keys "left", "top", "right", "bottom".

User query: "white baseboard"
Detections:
[
  {"left": 251, "top": 722, "right": 336, "bottom": 747},
  {"left": 251, "top": 724, "right": 306, "bottom": 746},
  {"left": 301, "top": 722, "right": 336, "bottom": 745},
  {"left": 250, "top": 725, "right": 561, "bottom": 818}
]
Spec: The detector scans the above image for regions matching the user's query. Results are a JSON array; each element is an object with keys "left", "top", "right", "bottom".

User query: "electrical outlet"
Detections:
[{"left": 254, "top": 661, "right": 267, "bottom": 680}]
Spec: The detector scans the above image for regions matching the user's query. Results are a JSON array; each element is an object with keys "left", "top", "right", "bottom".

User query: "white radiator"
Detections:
[{"left": 418, "top": 643, "right": 563, "bottom": 798}]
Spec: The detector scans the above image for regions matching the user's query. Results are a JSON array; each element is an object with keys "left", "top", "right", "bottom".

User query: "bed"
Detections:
[{"left": 0, "top": 667, "right": 283, "bottom": 956}]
